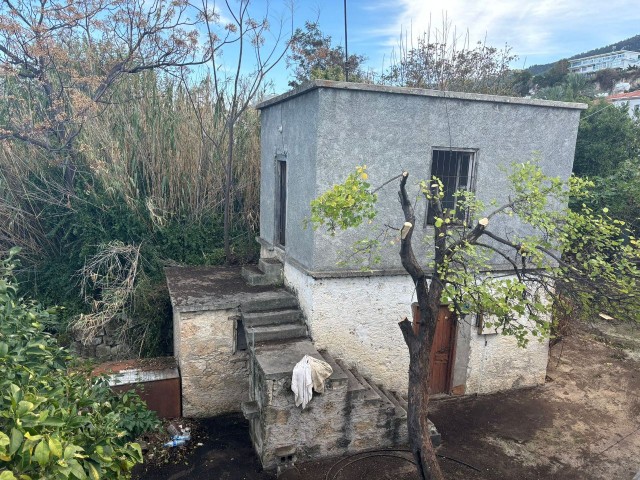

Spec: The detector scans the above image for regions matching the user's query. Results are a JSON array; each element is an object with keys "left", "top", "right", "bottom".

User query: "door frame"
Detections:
[{"left": 274, "top": 155, "right": 287, "bottom": 247}]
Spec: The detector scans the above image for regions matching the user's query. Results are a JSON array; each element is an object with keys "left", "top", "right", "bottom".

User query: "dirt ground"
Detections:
[{"left": 132, "top": 322, "right": 640, "bottom": 480}]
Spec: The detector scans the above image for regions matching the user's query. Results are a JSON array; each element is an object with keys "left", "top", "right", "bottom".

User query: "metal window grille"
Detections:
[{"left": 425, "top": 149, "right": 475, "bottom": 226}]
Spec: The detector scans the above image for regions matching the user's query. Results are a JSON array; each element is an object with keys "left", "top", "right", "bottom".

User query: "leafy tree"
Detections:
[
  {"left": 534, "top": 73, "right": 594, "bottom": 102},
  {"left": 572, "top": 102, "right": 640, "bottom": 235},
  {"left": 587, "top": 159, "right": 640, "bottom": 234},
  {"left": 0, "top": 249, "right": 156, "bottom": 479},
  {"left": 509, "top": 69, "right": 534, "bottom": 96},
  {"left": 573, "top": 101, "right": 640, "bottom": 177},
  {"left": 310, "top": 162, "right": 640, "bottom": 480},
  {"left": 287, "top": 21, "right": 367, "bottom": 88},
  {"left": 532, "top": 59, "right": 569, "bottom": 88}
]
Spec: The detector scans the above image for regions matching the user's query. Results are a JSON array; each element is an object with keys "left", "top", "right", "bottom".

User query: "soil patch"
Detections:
[{"left": 133, "top": 328, "right": 640, "bottom": 479}]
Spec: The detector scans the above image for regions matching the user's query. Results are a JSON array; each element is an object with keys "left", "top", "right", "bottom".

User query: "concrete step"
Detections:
[
  {"left": 317, "top": 350, "right": 349, "bottom": 390},
  {"left": 365, "top": 378, "right": 398, "bottom": 414},
  {"left": 259, "top": 257, "right": 283, "bottom": 276},
  {"left": 379, "top": 385, "right": 407, "bottom": 418},
  {"left": 241, "top": 292, "right": 298, "bottom": 313},
  {"left": 245, "top": 323, "right": 307, "bottom": 345},
  {"left": 392, "top": 391, "right": 409, "bottom": 412},
  {"left": 242, "top": 309, "right": 301, "bottom": 328},
  {"left": 242, "top": 265, "right": 281, "bottom": 286},
  {"left": 335, "top": 359, "right": 367, "bottom": 400},
  {"left": 253, "top": 339, "right": 322, "bottom": 380},
  {"left": 349, "top": 367, "right": 382, "bottom": 404}
]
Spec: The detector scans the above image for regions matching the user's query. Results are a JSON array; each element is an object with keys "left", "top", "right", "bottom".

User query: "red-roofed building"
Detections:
[{"left": 607, "top": 90, "right": 640, "bottom": 117}]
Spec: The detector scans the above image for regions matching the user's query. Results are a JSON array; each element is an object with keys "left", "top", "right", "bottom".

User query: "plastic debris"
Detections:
[{"left": 163, "top": 425, "right": 191, "bottom": 448}]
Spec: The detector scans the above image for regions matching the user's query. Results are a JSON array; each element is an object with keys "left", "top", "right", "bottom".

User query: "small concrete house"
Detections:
[
  {"left": 167, "top": 81, "right": 585, "bottom": 469},
  {"left": 255, "top": 80, "right": 585, "bottom": 396}
]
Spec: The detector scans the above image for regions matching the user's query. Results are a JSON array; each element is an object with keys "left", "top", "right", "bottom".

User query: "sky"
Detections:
[{"left": 250, "top": 0, "right": 640, "bottom": 93}]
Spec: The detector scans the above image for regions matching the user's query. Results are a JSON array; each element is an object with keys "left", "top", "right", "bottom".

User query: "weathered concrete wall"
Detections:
[
  {"left": 285, "top": 263, "right": 549, "bottom": 395},
  {"left": 259, "top": 90, "right": 319, "bottom": 269},
  {"left": 258, "top": 81, "right": 585, "bottom": 274},
  {"left": 465, "top": 321, "right": 550, "bottom": 394},
  {"left": 285, "top": 262, "right": 413, "bottom": 392},
  {"left": 176, "top": 309, "right": 249, "bottom": 417}
]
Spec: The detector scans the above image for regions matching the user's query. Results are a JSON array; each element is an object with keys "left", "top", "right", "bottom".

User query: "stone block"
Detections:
[{"left": 95, "top": 344, "right": 112, "bottom": 360}]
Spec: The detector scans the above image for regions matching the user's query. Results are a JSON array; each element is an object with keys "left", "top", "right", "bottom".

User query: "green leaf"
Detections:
[
  {"left": 34, "top": 439, "right": 50, "bottom": 467},
  {"left": 9, "top": 428, "right": 23, "bottom": 455},
  {"left": 64, "top": 445, "right": 84, "bottom": 461},
  {"left": 68, "top": 459, "right": 87, "bottom": 480},
  {"left": 0, "top": 432, "right": 9, "bottom": 449},
  {"left": 87, "top": 462, "right": 101, "bottom": 480},
  {"left": 0, "top": 471, "right": 17, "bottom": 480},
  {"left": 0, "top": 342, "right": 8, "bottom": 356},
  {"left": 48, "top": 437, "right": 62, "bottom": 458}
]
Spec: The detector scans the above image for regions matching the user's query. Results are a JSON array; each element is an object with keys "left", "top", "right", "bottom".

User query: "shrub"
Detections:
[{"left": 0, "top": 249, "right": 155, "bottom": 479}]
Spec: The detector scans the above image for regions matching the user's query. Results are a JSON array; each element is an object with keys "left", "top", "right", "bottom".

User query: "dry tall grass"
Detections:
[{"left": 0, "top": 71, "right": 262, "bottom": 262}]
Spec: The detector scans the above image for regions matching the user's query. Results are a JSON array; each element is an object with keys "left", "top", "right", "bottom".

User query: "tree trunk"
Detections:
[
  {"left": 397, "top": 171, "right": 446, "bottom": 480},
  {"left": 223, "top": 121, "right": 234, "bottom": 263},
  {"left": 400, "top": 319, "right": 445, "bottom": 480}
]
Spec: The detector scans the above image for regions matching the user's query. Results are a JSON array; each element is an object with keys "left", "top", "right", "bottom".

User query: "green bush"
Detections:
[{"left": 0, "top": 249, "right": 155, "bottom": 479}]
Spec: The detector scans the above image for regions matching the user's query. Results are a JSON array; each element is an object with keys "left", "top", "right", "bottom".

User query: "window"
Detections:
[{"left": 425, "top": 148, "right": 475, "bottom": 226}]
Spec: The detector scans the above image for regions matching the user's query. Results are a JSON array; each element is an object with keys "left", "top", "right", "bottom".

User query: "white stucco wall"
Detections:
[
  {"left": 611, "top": 98, "right": 640, "bottom": 117},
  {"left": 285, "top": 264, "right": 550, "bottom": 395},
  {"left": 465, "top": 328, "right": 549, "bottom": 394},
  {"left": 284, "top": 263, "right": 414, "bottom": 392}
]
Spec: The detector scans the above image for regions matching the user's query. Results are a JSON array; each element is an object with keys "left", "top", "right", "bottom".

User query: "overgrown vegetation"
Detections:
[
  {"left": 0, "top": 72, "right": 262, "bottom": 355},
  {"left": 381, "top": 23, "right": 517, "bottom": 94},
  {"left": 0, "top": 249, "right": 157, "bottom": 479},
  {"left": 0, "top": 0, "right": 281, "bottom": 355}
]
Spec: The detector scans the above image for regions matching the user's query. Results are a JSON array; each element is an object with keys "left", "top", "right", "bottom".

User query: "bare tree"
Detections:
[
  {"left": 0, "top": 0, "right": 210, "bottom": 187},
  {"left": 183, "top": 0, "right": 291, "bottom": 263}
]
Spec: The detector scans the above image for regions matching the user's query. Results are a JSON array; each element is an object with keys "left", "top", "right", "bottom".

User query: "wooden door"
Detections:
[
  {"left": 429, "top": 306, "right": 457, "bottom": 394},
  {"left": 412, "top": 303, "right": 457, "bottom": 394}
]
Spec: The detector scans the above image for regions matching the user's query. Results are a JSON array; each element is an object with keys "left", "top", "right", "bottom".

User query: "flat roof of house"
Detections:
[{"left": 256, "top": 80, "right": 588, "bottom": 111}]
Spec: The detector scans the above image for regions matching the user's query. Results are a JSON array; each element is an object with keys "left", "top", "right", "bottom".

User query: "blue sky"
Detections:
[{"left": 249, "top": 0, "right": 640, "bottom": 93}]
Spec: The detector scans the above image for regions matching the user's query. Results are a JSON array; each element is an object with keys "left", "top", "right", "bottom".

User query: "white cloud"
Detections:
[{"left": 370, "top": 0, "right": 640, "bottom": 66}]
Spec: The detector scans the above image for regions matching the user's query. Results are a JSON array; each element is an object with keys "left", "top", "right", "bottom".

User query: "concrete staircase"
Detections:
[
  {"left": 240, "top": 291, "right": 307, "bottom": 347},
  {"left": 241, "top": 257, "right": 284, "bottom": 286},
  {"left": 236, "top": 275, "right": 440, "bottom": 472}
]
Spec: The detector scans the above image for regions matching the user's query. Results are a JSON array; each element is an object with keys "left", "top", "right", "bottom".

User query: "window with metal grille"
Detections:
[{"left": 425, "top": 149, "right": 475, "bottom": 226}]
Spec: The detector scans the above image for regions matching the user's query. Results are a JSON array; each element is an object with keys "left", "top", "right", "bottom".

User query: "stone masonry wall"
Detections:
[
  {"left": 71, "top": 321, "right": 132, "bottom": 361},
  {"left": 248, "top": 355, "right": 406, "bottom": 469},
  {"left": 177, "top": 308, "right": 249, "bottom": 417}
]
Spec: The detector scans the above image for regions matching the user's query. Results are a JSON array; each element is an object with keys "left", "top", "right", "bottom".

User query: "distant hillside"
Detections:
[{"left": 527, "top": 34, "right": 640, "bottom": 75}]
